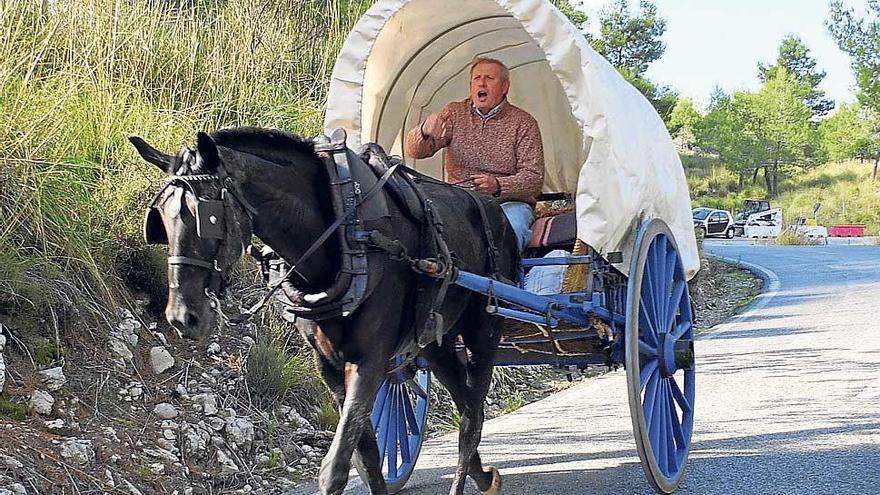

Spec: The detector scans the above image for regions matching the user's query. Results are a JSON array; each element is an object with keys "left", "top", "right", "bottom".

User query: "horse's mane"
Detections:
[{"left": 210, "top": 127, "right": 319, "bottom": 168}]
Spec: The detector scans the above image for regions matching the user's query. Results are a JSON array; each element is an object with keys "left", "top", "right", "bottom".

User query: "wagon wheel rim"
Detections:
[
  {"left": 626, "top": 219, "right": 696, "bottom": 494},
  {"left": 370, "top": 357, "right": 431, "bottom": 493}
]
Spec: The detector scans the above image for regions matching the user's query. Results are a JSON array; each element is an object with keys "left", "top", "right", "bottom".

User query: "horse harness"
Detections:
[{"left": 144, "top": 130, "right": 502, "bottom": 348}]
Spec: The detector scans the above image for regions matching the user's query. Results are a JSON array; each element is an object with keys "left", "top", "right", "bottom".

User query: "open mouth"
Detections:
[{"left": 476, "top": 89, "right": 488, "bottom": 101}]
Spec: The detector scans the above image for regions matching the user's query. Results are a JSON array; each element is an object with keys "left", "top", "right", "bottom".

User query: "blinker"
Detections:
[
  {"left": 144, "top": 207, "right": 168, "bottom": 245},
  {"left": 196, "top": 200, "right": 225, "bottom": 240}
]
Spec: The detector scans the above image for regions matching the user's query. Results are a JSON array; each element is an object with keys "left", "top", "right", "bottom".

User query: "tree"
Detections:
[
  {"left": 668, "top": 97, "right": 701, "bottom": 138},
  {"left": 694, "top": 71, "right": 816, "bottom": 197},
  {"left": 554, "top": 0, "right": 676, "bottom": 124},
  {"left": 550, "top": 0, "right": 588, "bottom": 29},
  {"left": 758, "top": 35, "right": 834, "bottom": 117},
  {"left": 744, "top": 69, "right": 815, "bottom": 197},
  {"left": 820, "top": 103, "right": 880, "bottom": 178},
  {"left": 591, "top": 0, "right": 666, "bottom": 76},
  {"left": 828, "top": 1, "right": 880, "bottom": 113}
]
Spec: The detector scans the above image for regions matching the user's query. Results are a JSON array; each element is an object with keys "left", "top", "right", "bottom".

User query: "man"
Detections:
[{"left": 405, "top": 57, "right": 545, "bottom": 251}]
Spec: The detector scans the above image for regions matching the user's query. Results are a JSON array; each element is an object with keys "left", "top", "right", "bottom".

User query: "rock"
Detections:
[
  {"left": 207, "top": 342, "right": 221, "bottom": 355},
  {"left": 287, "top": 408, "right": 314, "bottom": 430},
  {"left": 181, "top": 423, "right": 210, "bottom": 457},
  {"left": 129, "top": 387, "right": 142, "bottom": 399},
  {"left": 156, "top": 438, "right": 176, "bottom": 451},
  {"left": 29, "top": 390, "right": 54, "bottom": 415},
  {"left": 1, "top": 454, "right": 23, "bottom": 469},
  {"left": 153, "top": 403, "right": 179, "bottom": 419},
  {"left": 0, "top": 353, "right": 6, "bottom": 393},
  {"left": 143, "top": 447, "right": 177, "bottom": 463},
  {"left": 6, "top": 484, "right": 26, "bottom": 495},
  {"left": 44, "top": 418, "right": 65, "bottom": 429},
  {"left": 216, "top": 449, "right": 239, "bottom": 474},
  {"left": 109, "top": 337, "right": 133, "bottom": 362},
  {"left": 60, "top": 439, "right": 95, "bottom": 466},
  {"left": 225, "top": 417, "right": 255, "bottom": 449},
  {"left": 102, "top": 427, "right": 120, "bottom": 443},
  {"left": 162, "top": 429, "right": 177, "bottom": 440},
  {"left": 193, "top": 394, "right": 218, "bottom": 416},
  {"left": 208, "top": 417, "right": 226, "bottom": 431},
  {"left": 0, "top": 332, "right": 5, "bottom": 350},
  {"left": 104, "top": 468, "right": 115, "bottom": 487},
  {"left": 175, "top": 384, "right": 189, "bottom": 399},
  {"left": 256, "top": 454, "right": 270, "bottom": 466},
  {"left": 242, "top": 336, "right": 255, "bottom": 346},
  {"left": 210, "top": 435, "right": 225, "bottom": 448},
  {"left": 150, "top": 346, "right": 174, "bottom": 374},
  {"left": 149, "top": 463, "right": 165, "bottom": 476}
]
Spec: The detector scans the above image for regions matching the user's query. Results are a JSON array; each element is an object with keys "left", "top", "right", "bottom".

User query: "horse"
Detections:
[{"left": 131, "top": 127, "right": 518, "bottom": 495}]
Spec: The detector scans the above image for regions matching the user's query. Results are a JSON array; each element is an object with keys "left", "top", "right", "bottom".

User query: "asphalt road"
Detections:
[{"left": 292, "top": 241, "right": 880, "bottom": 495}]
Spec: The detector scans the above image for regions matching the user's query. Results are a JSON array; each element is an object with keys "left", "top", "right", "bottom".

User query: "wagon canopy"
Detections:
[{"left": 324, "top": 0, "right": 699, "bottom": 279}]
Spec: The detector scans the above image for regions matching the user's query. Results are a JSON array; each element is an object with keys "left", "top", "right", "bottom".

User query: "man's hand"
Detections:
[
  {"left": 421, "top": 112, "right": 448, "bottom": 139},
  {"left": 472, "top": 174, "right": 500, "bottom": 196}
]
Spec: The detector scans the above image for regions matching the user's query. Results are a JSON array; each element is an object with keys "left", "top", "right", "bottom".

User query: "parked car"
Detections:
[{"left": 693, "top": 207, "right": 735, "bottom": 238}]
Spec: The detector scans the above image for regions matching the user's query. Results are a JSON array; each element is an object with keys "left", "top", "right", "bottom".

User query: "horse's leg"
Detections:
[
  {"left": 315, "top": 353, "right": 387, "bottom": 494},
  {"left": 318, "top": 353, "right": 388, "bottom": 495},
  {"left": 422, "top": 331, "right": 501, "bottom": 495}
]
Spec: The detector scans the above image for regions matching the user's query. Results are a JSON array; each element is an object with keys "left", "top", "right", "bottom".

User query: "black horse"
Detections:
[{"left": 131, "top": 127, "right": 518, "bottom": 495}]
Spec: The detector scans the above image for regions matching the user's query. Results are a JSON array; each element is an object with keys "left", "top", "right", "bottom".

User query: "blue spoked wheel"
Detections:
[
  {"left": 625, "top": 219, "right": 696, "bottom": 494},
  {"left": 368, "top": 358, "right": 431, "bottom": 493}
]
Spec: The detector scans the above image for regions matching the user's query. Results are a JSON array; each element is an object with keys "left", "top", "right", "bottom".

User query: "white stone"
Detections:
[
  {"left": 102, "top": 426, "right": 120, "bottom": 443},
  {"left": 60, "top": 439, "right": 95, "bottom": 465},
  {"left": 8, "top": 484, "right": 26, "bottom": 495},
  {"left": 150, "top": 346, "right": 174, "bottom": 374},
  {"left": 242, "top": 336, "right": 255, "bottom": 346},
  {"left": 207, "top": 342, "right": 221, "bottom": 355},
  {"left": 44, "top": 419, "right": 65, "bottom": 429},
  {"left": 225, "top": 417, "right": 254, "bottom": 449},
  {"left": 216, "top": 449, "right": 238, "bottom": 474},
  {"left": 208, "top": 417, "right": 226, "bottom": 431},
  {"left": 105, "top": 468, "right": 116, "bottom": 487},
  {"left": 175, "top": 384, "right": 188, "bottom": 398},
  {"left": 1, "top": 454, "right": 23, "bottom": 469},
  {"left": 0, "top": 333, "right": 6, "bottom": 351},
  {"left": 109, "top": 337, "right": 133, "bottom": 362},
  {"left": 156, "top": 438, "right": 175, "bottom": 451},
  {"left": 0, "top": 353, "right": 6, "bottom": 393},
  {"left": 181, "top": 423, "right": 209, "bottom": 457},
  {"left": 38, "top": 367, "right": 66, "bottom": 391},
  {"left": 149, "top": 463, "right": 165, "bottom": 475},
  {"left": 153, "top": 403, "right": 178, "bottom": 419},
  {"left": 193, "top": 394, "right": 218, "bottom": 416},
  {"left": 29, "top": 389, "right": 54, "bottom": 415},
  {"left": 129, "top": 387, "right": 142, "bottom": 399},
  {"left": 162, "top": 429, "right": 176, "bottom": 440}
]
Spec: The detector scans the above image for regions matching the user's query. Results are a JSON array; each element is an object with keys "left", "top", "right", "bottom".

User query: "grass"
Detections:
[
  {"left": 687, "top": 157, "right": 880, "bottom": 235},
  {"left": 0, "top": 0, "right": 369, "bottom": 325},
  {"left": 0, "top": 394, "right": 28, "bottom": 421}
]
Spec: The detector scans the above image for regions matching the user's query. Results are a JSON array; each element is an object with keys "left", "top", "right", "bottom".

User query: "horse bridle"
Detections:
[{"left": 144, "top": 153, "right": 257, "bottom": 299}]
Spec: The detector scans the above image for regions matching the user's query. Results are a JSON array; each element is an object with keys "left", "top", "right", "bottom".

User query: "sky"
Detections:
[{"left": 577, "top": 0, "right": 867, "bottom": 109}]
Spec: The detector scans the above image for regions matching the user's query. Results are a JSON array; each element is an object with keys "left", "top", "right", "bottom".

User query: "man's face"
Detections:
[{"left": 470, "top": 62, "right": 509, "bottom": 113}]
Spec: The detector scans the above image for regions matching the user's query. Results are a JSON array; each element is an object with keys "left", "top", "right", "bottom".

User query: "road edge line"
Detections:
[{"left": 700, "top": 254, "right": 780, "bottom": 340}]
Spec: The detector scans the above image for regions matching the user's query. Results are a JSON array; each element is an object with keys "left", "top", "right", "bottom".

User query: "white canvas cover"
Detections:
[{"left": 324, "top": 0, "right": 699, "bottom": 278}]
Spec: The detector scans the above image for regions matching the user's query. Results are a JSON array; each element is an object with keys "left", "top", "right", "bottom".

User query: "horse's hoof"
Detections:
[{"left": 481, "top": 466, "right": 502, "bottom": 495}]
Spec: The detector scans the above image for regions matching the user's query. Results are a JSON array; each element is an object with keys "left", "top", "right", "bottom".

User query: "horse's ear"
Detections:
[
  {"left": 195, "top": 132, "right": 219, "bottom": 174},
  {"left": 129, "top": 136, "right": 173, "bottom": 173}
]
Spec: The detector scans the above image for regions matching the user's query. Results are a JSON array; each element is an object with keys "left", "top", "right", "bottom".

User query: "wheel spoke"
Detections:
[
  {"left": 639, "top": 339, "right": 658, "bottom": 357},
  {"left": 402, "top": 385, "right": 420, "bottom": 437},
  {"left": 640, "top": 358, "right": 659, "bottom": 391},
  {"left": 385, "top": 388, "right": 399, "bottom": 478},
  {"left": 371, "top": 380, "right": 390, "bottom": 427},
  {"left": 668, "top": 384, "right": 685, "bottom": 451},
  {"left": 655, "top": 380, "right": 669, "bottom": 475},
  {"left": 669, "top": 375, "right": 692, "bottom": 413},
  {"left": 643, "top": 370, "right": 661, "bottom": 428},
  {"left": 671, "top": 320, "right": 691, "bottom": 340},
  {"left": 639, "top": 299, "right": 659, "bottom": 345},
  {"left": 376, "top": 385, "right": 393, "bottom": 463},
  {"left": 398, "top": 391, "right": 412, "bottom": 465},
  {"left": 664, "top": 381, "right": 679, "bottom": 473},
  {"left": 666, "top": 279, "right": 686, "bottom": 333},
  {"left": 404, "top": 376, "right": 428, "bottom": 399}
]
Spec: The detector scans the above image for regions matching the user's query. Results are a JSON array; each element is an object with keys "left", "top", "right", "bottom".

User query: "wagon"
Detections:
[{"left": 322, "top": 0, "right": 701, "bottom": 493}]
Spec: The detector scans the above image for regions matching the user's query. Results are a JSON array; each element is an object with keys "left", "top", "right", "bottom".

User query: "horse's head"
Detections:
[{"left": 131, "top": 132, "right": 252, "bottom": 339}]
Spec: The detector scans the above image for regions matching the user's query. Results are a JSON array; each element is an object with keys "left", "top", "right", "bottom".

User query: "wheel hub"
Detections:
[{"left": 658, "top": 334, "right": 694, "bottom": 377}]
